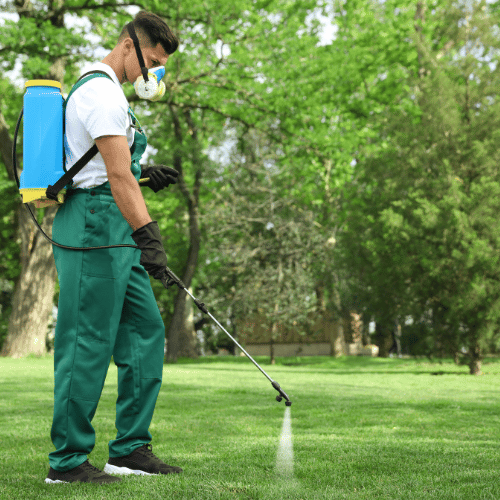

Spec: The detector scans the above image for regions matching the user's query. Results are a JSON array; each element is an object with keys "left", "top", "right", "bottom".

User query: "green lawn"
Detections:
[{"left": 1, "top": 354, "right": 500, "bottom": 499}]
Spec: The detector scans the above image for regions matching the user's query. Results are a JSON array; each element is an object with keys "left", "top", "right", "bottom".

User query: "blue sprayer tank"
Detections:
[{"left": 20, "top": 80, "right": 66, "bottom": 208}]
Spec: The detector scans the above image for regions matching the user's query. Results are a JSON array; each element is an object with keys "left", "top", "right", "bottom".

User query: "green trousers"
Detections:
[{"left": 49, "top": 182, "right": 165, "bottom": 472}]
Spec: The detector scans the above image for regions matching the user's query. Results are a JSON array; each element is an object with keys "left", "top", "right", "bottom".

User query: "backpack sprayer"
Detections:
[{"left": 10, "top": 79, "right": 292, "bottom": 407}]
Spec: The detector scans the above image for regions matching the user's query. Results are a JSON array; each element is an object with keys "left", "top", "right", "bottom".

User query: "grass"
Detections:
[{"left": 1, "top": 354, "right": 500, "bottom": 499}]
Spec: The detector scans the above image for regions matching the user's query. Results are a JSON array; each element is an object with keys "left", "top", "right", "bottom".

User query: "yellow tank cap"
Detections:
[{"left": 25, "top": 80, "right": 62, "bottom": 89}]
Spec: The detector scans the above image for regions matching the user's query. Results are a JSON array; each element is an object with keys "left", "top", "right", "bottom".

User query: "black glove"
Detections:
[
  {"left": 140, "top": 165, "right": 179, "bottom": 193},
  {"left": 131, "top": 221, "right": 168, "bottom": 280}
]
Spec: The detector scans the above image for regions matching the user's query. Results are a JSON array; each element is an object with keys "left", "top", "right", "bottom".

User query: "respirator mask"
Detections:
[{"left": 127, "top": 22, "right": 166, "bottom": 101}]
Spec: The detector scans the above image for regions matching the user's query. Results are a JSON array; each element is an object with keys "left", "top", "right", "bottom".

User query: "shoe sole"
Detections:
[
  {"left": 104, "top": 463, "right": 156, "bottom": 476},
  {"left": 45, "top": 477, "right": 121, "bottom": 484}
]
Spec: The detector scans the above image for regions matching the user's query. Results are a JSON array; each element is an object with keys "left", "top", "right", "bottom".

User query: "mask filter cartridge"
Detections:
[{"left": 134, "top": 66, "right": 166, "bottom": 101}]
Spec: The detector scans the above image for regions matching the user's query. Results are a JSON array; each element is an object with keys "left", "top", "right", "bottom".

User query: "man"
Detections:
[{"left": 45, "top": 11, "right": 182, "bottom": 485}]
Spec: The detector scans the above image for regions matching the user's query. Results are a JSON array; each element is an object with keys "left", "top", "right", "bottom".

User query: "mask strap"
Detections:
[{"left": 127, "top": 22, "right": 149, "bottom": 82}]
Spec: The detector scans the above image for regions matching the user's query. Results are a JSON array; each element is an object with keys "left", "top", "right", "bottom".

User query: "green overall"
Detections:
[{"left": 49, "top": 74, "right": 165, "bottom": 472}]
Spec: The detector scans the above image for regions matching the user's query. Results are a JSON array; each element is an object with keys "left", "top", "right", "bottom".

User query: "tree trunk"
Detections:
[
  {"left": 229, "top": 290, "right": 238, "bottom": 356},
  {"left": 342, "top": 310, "right": 353, "bottom": 344},
  {"left": 468, "top": 339, "right": 482, "bottom": 375},
  {"left": 269, "top": 257, "right": 283, "bottom": 365},
  {"left": 1, "top": 205, "right": 58, "bottom": 357},
  {"left": 375, "top": 317, "right": 393, "bottom": 358},
  {"left": 175, "top": 288, "right": 199, "bottom": 358},
  {"left": 330, "top": 283, "right": 344, "bottom": 356},
  {"left": 270, "top": 323, "right": 276, "bottom": 365},
  {"left": 165, "top": 107, "right": 202, "bottom": 363},
  {"left": 330, "top": 320, "right": 344, "bottom": 357},
  {"left": 469, "top": 356, "right": 481, "bottom": 376}
]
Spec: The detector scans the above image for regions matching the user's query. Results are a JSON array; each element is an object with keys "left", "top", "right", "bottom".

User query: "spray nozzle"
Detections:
[{"left": 272, "top": 380, "right": 292, "bottom": 406}]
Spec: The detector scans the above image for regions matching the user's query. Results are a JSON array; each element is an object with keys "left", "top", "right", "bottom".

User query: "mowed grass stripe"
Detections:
[{"left": 0, "top": 355, "right": 499, "bottom": 499}]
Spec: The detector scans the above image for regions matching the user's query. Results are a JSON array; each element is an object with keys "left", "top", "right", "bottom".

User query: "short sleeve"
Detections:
[{"left": 75, "top": 78, "right": 129, "bottom": 140}]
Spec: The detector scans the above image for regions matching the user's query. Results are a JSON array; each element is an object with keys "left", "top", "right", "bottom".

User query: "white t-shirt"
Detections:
[{"left": 64, "top": 62, "right": 135, "bottom": 189}]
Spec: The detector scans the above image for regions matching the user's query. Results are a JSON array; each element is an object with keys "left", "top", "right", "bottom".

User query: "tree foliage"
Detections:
[
  {"left": 1, "top": 0, "right": 499, "bottom": 372},
  {"left": 337, "top": 0, "right": 500, "bottom": 372}
]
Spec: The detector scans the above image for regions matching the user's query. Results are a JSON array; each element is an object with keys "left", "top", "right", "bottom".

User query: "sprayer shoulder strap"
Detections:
[{"left": 46, "top": 71, "right": 114, "bottom": 201}]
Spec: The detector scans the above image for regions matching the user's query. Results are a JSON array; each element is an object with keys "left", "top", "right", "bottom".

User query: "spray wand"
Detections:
[{"left": 161, "top": 267, "right": 292, "bottom": 407}]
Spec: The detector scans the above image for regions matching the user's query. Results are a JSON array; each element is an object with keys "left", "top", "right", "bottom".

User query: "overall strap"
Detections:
[{"left": 46, "top": 72, "right": 114, "bottom": 201}]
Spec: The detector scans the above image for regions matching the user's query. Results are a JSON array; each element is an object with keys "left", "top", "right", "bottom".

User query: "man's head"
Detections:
[{"left": 116, "top": 11, "right": 179, "bottom": 85}]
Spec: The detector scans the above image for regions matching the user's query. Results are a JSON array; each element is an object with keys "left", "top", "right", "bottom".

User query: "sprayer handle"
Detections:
[{"left": 161, "top": 267, "right": 185, "bottom": 290}]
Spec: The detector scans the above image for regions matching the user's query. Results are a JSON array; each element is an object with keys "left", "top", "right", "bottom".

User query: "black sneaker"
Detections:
[
  {"left": 45, "top": 460, "right": 122, "bottom": 484},
  {"left": 104, "top": 444, "right": 183, "bottom": 476}
]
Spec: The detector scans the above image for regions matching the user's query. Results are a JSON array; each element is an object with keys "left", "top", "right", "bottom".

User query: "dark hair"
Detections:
[{"left": 119, "top": 11, "right": 179, "bottom": 55}]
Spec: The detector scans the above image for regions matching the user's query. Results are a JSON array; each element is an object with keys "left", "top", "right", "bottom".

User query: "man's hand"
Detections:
[
  {"left": 140, "top": 165, "right": 179, "bottom": 193},
  {"left": 131, "top": 221, "right": 168, "bottom": 280}
]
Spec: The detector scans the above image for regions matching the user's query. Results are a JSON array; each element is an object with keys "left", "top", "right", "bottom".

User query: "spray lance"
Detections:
[
  {"left": 10, "top": 87, "right": 292, "bottom": 408},
  {"left": 160, "top": 269, "right": 292, "bottom": 406}
]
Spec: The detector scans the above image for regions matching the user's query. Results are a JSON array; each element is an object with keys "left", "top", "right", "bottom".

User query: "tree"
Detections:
[{"left": 338, "top": 0, "right": 500, "bottom": 373}]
